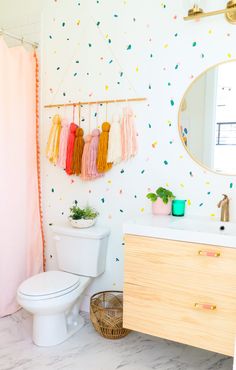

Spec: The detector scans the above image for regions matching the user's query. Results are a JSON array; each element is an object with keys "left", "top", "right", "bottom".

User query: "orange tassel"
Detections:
[
  {"left": 97, "top": 122, "right": 112, "bottom": 173},
  {"left": 72, "top": 127, "right": 84, "bottom": 175}
]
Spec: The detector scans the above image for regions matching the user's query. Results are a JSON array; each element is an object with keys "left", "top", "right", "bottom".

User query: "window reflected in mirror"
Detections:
[{"left": 179, "top": 60, "right": 236, "bottom": 175}]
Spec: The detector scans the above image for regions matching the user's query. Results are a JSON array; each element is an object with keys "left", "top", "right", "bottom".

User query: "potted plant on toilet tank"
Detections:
[
  {"left": 146, "top": 187, "right": 175, "bottom": 215},
  {"left": 69, "top": 200, "right": 99, "bottom": 228}
]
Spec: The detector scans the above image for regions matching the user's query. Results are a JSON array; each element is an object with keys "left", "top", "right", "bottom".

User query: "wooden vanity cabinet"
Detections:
[{"left": 123, "top": 234, "right": 236, "bottom": 356}]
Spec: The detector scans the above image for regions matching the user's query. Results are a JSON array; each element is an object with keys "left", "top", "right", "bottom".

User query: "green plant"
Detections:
[
  {"left": 69, "top": 201, "right": 99, "bottom": 220},
  {"left": 146, "top": 187, "right": 175, "bottom": 204}
]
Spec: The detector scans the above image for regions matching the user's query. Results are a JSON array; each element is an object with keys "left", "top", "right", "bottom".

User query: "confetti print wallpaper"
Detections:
[{"left": 41, "top": 0, "right": 236, "bottom": 310}]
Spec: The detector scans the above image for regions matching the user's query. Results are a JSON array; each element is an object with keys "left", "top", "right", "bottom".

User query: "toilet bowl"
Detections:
[
  {"left": 17, "top": 225, "right": 110, "bottom": 346},
  {"left": 17, "top": 271, "right": 91, "bottom": 346}
]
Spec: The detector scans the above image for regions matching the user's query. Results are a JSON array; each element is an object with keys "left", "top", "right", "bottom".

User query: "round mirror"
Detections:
[{"left": 179, "top": 60, "right": 236, "bottom": 175}]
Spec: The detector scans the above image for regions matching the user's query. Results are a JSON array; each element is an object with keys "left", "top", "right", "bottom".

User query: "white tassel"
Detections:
[
  {"left": 107, "top": 114, "right": 122, "bottom": 164},
  {"left": 121, "top": 107, "right": 137, "bottom": 161}
]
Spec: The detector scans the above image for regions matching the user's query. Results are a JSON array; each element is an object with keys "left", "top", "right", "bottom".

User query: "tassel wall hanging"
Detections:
[
  {"left": 81, "top": 134, "right": 92, "bottom": 180},
  {"left": 45, "top": 99, "right": 143, "bottom": 180},
  {"left": 97, "top": 122, "right": 112, "bottom": 173},
  {"left": 72, "top": 127, "right": 84, "bottom": 175},
  {"left": 88, "top": 129, "right": 102, "bottom": 179},
  {"left": 121, "top": 107, "right": 137, "bottom": 160},
  {"left": 65, "top": 122, "right": 78, "bottom": 175},
  {"left": 107, "top": 114, "right": 122, "bottom": 164},
  {"left": 57, "top": 118, "right": 69, "bottom": 169},
  {"left": 46, "top": 114, "right": 61, "bottom": 164}
]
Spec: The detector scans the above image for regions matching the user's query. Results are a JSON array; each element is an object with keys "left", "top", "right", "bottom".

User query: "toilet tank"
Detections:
[{"left": 52, "top": 225, "right": 110, "bottom": 277}]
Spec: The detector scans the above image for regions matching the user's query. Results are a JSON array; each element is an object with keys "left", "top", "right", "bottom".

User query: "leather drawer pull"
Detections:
[
  {"left": 198, "top": 250, "right": 221, "bottom": 257},
  {"left": 194, "top": 303, "right": 217, "bottom": 311}
]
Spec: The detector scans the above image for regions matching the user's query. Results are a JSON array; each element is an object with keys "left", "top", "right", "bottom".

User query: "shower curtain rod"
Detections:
[{"left": 0, "top": 29, "right": 38, "bottom": 48}]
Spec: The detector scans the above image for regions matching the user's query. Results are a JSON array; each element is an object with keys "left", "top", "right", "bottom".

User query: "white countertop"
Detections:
[{"left": 123, "top": 214, "right": 236, "bottom": 249}]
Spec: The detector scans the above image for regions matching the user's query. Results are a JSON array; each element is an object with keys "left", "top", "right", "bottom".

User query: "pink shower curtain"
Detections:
[{"left": 0, "top": 38, "right": 43, "bottom": 317}]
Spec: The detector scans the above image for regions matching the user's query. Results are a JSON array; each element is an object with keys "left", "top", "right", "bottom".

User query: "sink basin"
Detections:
[
  {"left": 123, "top": 215, "right": 236, "bottom": 249},
  {"left": 170, "top": 218, "right": 236, "bottom": 236}
]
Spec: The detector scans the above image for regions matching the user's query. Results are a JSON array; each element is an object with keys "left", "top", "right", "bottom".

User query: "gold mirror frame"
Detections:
[{"left": 178, "top": 59, "right": 236, "bottom": 176}]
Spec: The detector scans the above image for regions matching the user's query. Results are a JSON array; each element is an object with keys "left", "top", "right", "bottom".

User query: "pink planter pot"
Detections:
[{"left": 152, "top": 198, "right": 172, "bottom": 215}]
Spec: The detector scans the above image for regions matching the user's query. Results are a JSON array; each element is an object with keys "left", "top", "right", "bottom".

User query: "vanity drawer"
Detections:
[
  {"left": 123, "top": 282, "right": 236, "bottom": 356},
  {"left": 124, "top": 234, "right": 236, "bottom": 295}
]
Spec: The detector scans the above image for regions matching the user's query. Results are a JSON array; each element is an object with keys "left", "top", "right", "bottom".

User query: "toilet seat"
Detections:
[{"left": 18, "top": 271, "right": 81, "bottom": 300}]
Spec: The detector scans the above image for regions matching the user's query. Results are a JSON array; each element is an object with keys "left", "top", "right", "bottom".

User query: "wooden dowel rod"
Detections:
[{"left": 44, "top": 97, "right": 147, "bottom": 109}]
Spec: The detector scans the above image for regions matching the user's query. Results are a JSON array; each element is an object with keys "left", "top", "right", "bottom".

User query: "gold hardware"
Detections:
[
  {"left": 226, "top": 0, "right": 236, "bottom": 24},
  {"left": 194, "top": 303, "right": 217, "bottom": 311},
  {"left": 198, "top": 250, "right": 221, "bottom": 257},
  {"left": 184, "top": 1, "right": 236, "bottom": 24},
  {"left": 217, "top": 194, "right": 230, "bottom": 222},
  {"left": 187, "top": 4, "right": 204, "bottom": 17}
]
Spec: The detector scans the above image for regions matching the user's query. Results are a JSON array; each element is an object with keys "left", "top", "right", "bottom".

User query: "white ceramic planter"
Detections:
[{"left": 69, "top": 218, "right": 96, "bottom": 228}]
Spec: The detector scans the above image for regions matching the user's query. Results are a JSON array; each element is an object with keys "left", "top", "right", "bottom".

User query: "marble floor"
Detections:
[{"left": 0, "top": 309, "right": 233, "bottom": 370}]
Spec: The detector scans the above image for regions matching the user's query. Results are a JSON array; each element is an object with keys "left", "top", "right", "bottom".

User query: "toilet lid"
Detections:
[{"left": 18, "top": 271, "right": 80, "bottom": 297}]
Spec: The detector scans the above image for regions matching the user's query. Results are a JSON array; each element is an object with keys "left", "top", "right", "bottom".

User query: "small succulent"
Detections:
[
  {"left": 69, "top": 201, "right": 99, "bottom": 220},
  {"left": 146, "top": 187, "right": 175, "bottom": 204}
]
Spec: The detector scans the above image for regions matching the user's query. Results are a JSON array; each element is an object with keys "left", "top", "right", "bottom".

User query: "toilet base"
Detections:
[{"left": 33, "top": 312, "right": 85, "bottom": 347}]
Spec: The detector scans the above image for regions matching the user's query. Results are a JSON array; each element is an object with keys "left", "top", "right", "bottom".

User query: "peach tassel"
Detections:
[
  {"left": 81, "top": 134, "right": 92, "bottom": 180},
  {"left": 88, "top": 129, "right": 103, "bottom": 179},
  {"left": 72, "top": 127, "right": 84, "bottom": 175},
  {"left": 97, "top": 122, "right": 112, "bottom": 173}
]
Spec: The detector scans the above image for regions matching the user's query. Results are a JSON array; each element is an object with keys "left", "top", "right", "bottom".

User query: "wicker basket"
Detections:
[{"left": 90, "top": 290, "right": 130, "bottom": 339}]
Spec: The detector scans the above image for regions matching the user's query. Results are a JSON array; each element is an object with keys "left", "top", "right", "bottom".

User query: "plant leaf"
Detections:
[
  {"left": 155, "top": 187, "right": 175, "bottom": 203},
  {"left": 69, "top": 203, "right": 98, "bottom": 220},
  {"left": 146, "top": 193, "right": 157, "bottom": 202}
]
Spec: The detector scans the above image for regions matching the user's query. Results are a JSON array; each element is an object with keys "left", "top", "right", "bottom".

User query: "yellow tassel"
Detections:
[
  {"left": 97, "top": 122, "right": 113, "bottom": 173},
  {"left": 46, "top": 114, "right": 61, "bottom": 164}
]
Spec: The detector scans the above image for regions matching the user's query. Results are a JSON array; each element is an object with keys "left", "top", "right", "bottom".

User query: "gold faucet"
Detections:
[{"left": 217, "top": 194, "right": 230, "bottom": 222}]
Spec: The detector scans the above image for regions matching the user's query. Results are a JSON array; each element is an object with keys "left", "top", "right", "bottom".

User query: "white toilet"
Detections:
[{"left": 17, "top": 224, "right": 110, "bottom": 347}]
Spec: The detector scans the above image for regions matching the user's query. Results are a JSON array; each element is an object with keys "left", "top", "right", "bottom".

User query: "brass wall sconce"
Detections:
[{"left": 184, "top": 1, "right": 236, "bottom": 24}]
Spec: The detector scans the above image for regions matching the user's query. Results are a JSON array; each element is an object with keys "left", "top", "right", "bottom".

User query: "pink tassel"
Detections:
[
  {"left": 57, "top": 118, "right": 69, "bottom": 169},
  {"left": 81, "top": 134, "right": 92, "bottom": 180},
  {"left": 88, "top": 129, "right": 103, "bottom": 179},
  {"left": 121, "top": 107, "right": 137, "bottom": 160},
  {"left": 65, "top": 123, "right": 78, "bottom": 175}
]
